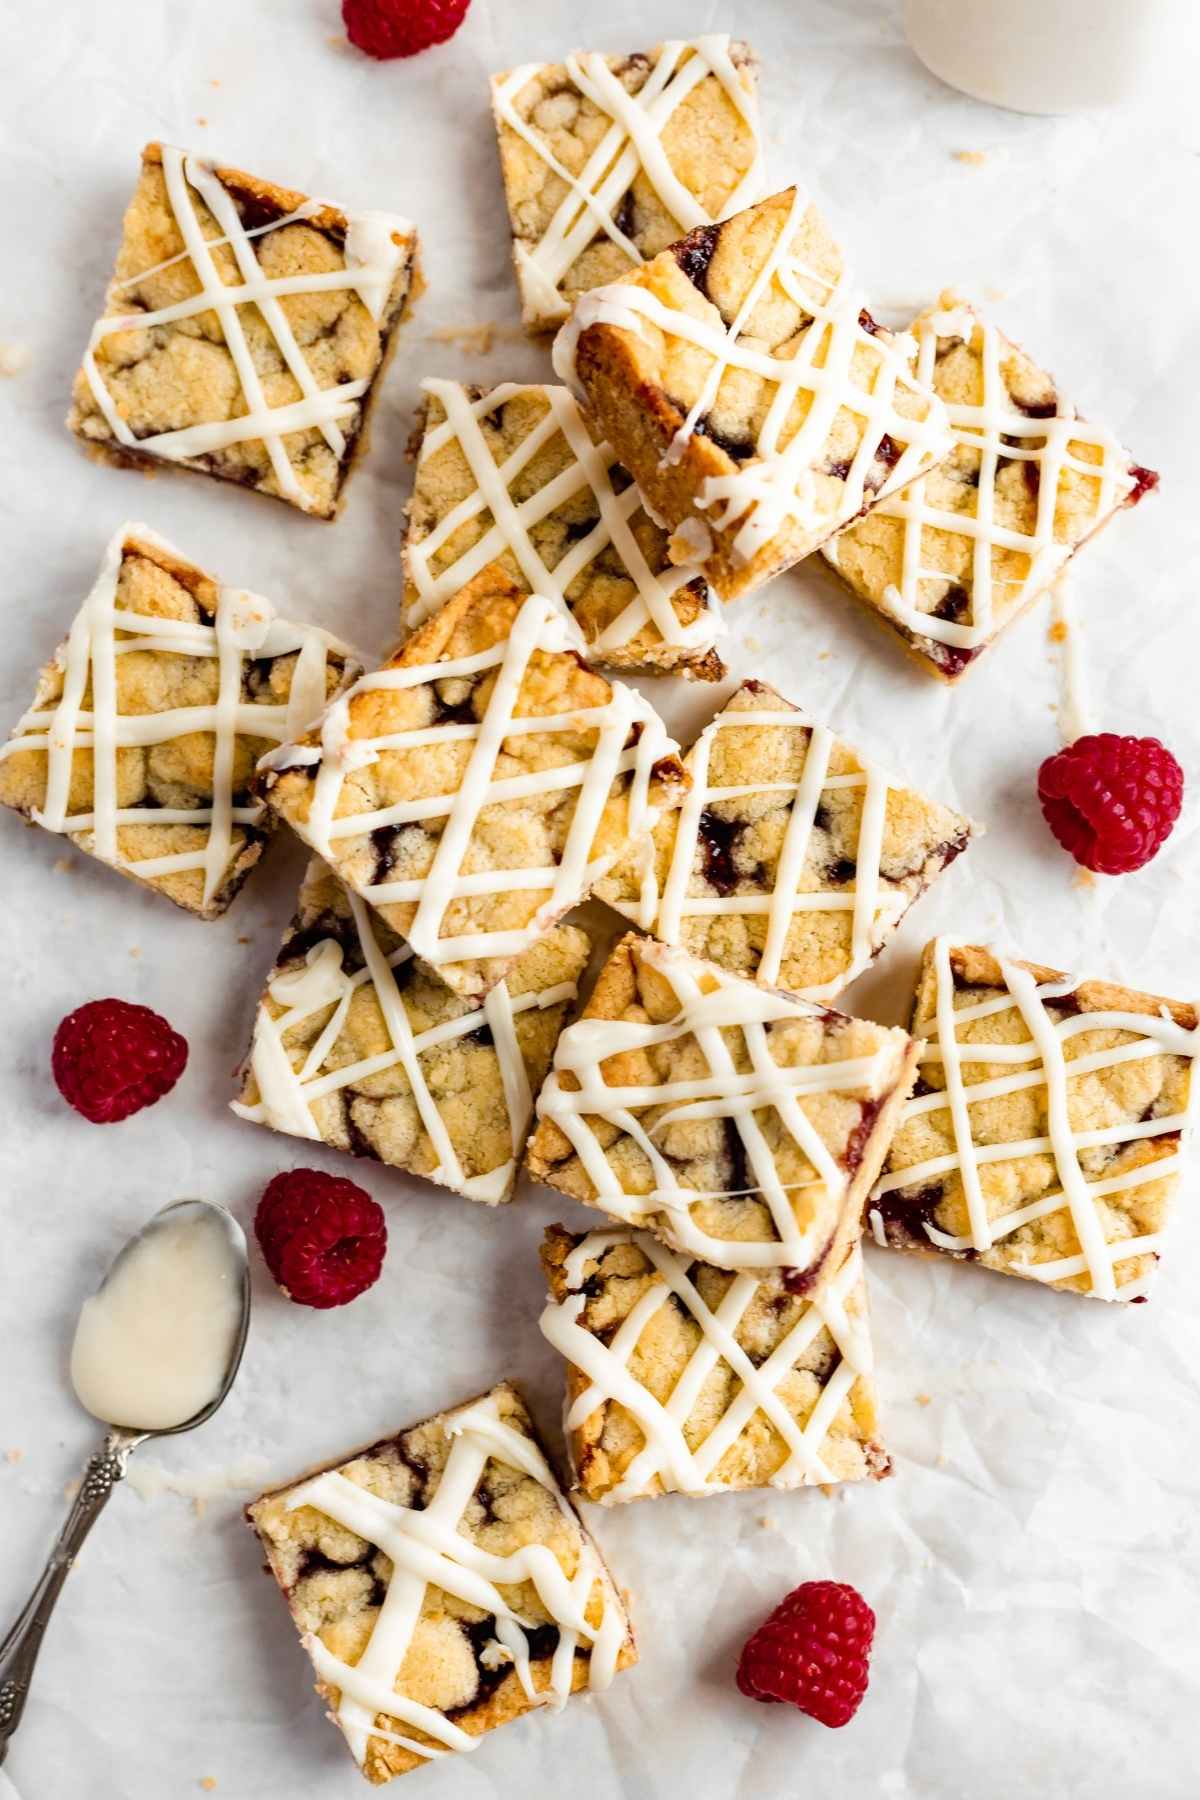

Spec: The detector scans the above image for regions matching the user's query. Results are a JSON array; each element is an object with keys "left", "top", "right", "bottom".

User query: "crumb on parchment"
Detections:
[
  {"left": 0, "top": 341, "right": 31, "bottom": 377},
  {"left": 954, "top": 149, "right": 988, "bottom": 167},
  {"left": 1048, "top": 620, "right": 1068, "bottom": 644},
  {"left": 425, "top": 323, "right": 527, "bottom": 355}
]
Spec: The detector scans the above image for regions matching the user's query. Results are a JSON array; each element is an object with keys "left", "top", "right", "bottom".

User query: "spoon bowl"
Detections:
[
  {"left": 78, "top": 1197, "right": 251, "bottom": 1441},
  {"left": 0, "top": 1197, "right": 252, "bottom": 1766}
]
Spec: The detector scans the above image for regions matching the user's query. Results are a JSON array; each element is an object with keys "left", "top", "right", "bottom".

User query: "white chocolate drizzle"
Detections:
[
  {"left": 552, "top": 187, "right": 952, "bottom": 568},
  {"left": 492, "top": 37, "right": 763, "bottom": 326},
  {"left": 80, "top": 145, "right": 414, "bottom": 512},
  {"left": 540, "top": 1226, "right": 876, "bottom": 1500},
  {"left": 534, "top": 938, "right": 906, "bottom": 1270},
  {"left": 405, "top": 379, "right": 721, "bottom": 655},
  {"left": 830, "top": 301, "right": 1140, "bottom": 652},
  {"left": 605, "top": 690, "right": 932, "bottom": 1000},
  {"left": 232, "top": 873, "right": 579, "bottom": 1203},
  {"left": 263, "top": 592, "right": 683, "bottom": 978},
  {"left": 1049, "top": 569, "right": 1094, "bottom": 744},
  {"left": 0, "top": 523, "right": 352, "bottom": 909},
  {"left": 870, "top": 937, "right": 1200, "bottom": 1300},
  {"left": 283, "top": 1391, "right": 626, "bottom": 1767}
]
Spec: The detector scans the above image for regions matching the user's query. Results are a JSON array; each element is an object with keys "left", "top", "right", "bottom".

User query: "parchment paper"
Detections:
[{"left": 2, "top": 3, "right": 1199, "bottom": 1796}]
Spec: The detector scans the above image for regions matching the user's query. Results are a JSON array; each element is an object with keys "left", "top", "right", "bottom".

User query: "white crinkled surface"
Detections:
[{"left": 1, "top": 1, "right": 1199, "bottom": 1796}]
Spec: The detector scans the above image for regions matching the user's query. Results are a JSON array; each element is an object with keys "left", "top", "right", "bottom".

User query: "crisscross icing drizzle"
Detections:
[
  {"left": 554, "top": 186, "right": 951, "bottom": 568},
  {"left": 0, "top": 523, "right": 350, "bottom": 909},
  {"left": 80, "top": 145, "right": 413, "bottom": 511},
  {"left": 285, "top": 1391, "right": 626, "bottom": 1767},
  {"left": 493, "top": 37, "right": 763, "bottom": 324},
  {"left": 540, "top": 1226, "right": 876, "bottom": 1500},
  {"left": 869, "top": 937, "right": 1200, "bottom": 1301},
  {"left": 263, "top": 592, "right": 681, "bottom": 974},
  {"left": 232, "top": 879, "right": 579, "bottom": 1201},
  {"left": 607, "top": 696, "right": 907, "bottom": 999},
  {"left": 405, "top": 379, "right": 721, "bottom": 655},
  {"left": 535, "top": 938, "right": 904, "bottom": 1270},
  {"left": 827, "top": 302, "right": 1139, "bottom": 652}
]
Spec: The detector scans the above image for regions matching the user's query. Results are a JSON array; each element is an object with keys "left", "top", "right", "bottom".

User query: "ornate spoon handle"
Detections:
[{"left": 0, "top": 1432, "right": 137, "bottom": 1766}]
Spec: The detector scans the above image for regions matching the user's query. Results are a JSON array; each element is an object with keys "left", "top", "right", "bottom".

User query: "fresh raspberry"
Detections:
[
  {"left": 342, "top": 0, "right": 471, "bottom": 59},
  {"left": 1037, "top": 733, "right": 1184, "bottom": 875},
  {"left": 736, "top": 1580, "right": 875, "bottom": 1728},
  {"left": 254, "top": 1170, "right": 387, "bottom": 1309},
  {"left": 52, "top": 999, "right": 188, "bottom": 1124}
]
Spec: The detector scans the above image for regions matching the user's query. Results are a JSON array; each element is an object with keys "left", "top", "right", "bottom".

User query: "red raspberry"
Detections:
[
  {"left": 1037, "top": 733, "right": 1184, "bottom": 876},
  {"left": 254, "top": 1170, "right": 387, "bottom": 1309},
  {"left": 736, "top": 1580, "right": 875, "bottom": 1728},
  {"left": 52, "top": 999, "right": 188, "bottom": 1124},
  {"left": 342, "top": 0, "right": 471, "bottom": 59}
]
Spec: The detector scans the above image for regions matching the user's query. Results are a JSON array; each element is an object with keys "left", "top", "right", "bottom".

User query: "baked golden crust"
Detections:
[
  {"left": 540, "top": 1224, "right": 890, "bottom": 1502},
  {"left": 403, "top": 382, "right": 723, "bottom": 678},
  {"left": 872, "top": 939, "right": 1197, "bottom": 1299},
  {"left": 247, "top": 1382, "right": 636, "bottom": 1784},
  {"left": 260, "top": 563, "right": 688, "bottom": 1000},
  {"left": 491, "top": 42, "right": 761, "bottom": 333},
  {"left": 0, "top": 528, "right": 354, "bottom": 917},
  {"left": 69, "top": 143, "right": 422, "bottom": 517},
  {"left": 595, "top": 678, "right": 974, "bottom": 995},
  {"left": 825, "top": 292, "right": 1153, "bottom": 680},
  {"left": 526, "top": 932, "right": 919, "bottom": 1280},
  {"left": 565, "top": 188, "right": 952, "bottom": 600},
  {"left": 234, "top": 859, "right": 588, "bottom": 1200}
]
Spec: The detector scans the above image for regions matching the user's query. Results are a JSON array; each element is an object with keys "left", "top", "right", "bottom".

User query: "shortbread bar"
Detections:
[
  {"left": 824, "top": 295, "right": 1158, "bottom": 680},
  {"left": 526, "top": 933, "right": 918, "bottom": 1277},
  {"left": 233, "top": 860, "right": 588, "bottom": 1202},
  {"left": 258, "top": 563, "right": 688, "bottom": 1000},
  {"left": 540, "top": 1223, "right": 890, "bottom": 1503},
  {"left": 491, "top": 37, "right": 762, "bottom": 333},
  {"left": 69, "top": 142, "right": 421, "bottom": 517},
  {"left": 404, "top": 378, "right": 723, "bottom": 678},
  {"left": 595, "top": 678, "right": 973, "bottom": 999},
  {"left": 247, "top": 1382, "right": 635, "bottom": 1785},
  {"left": 554, "top": 186, "right": 953, "bottom": 601},
  {"left": 0, "top": 524, "right": 355, "bottom": 918},
  {"left": 869, "top": 939, "right": 1199, "bottom": 1301}
]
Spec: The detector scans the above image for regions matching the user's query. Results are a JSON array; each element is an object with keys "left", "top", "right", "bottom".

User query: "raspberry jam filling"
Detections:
[{"left": 671, "top": 221, "right": 721, "bottom": 294}]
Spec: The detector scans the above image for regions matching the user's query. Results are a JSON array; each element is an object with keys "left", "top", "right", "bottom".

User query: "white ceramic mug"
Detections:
[{"left": 903, "top": 0, "right": 1184, "bottom": 115}]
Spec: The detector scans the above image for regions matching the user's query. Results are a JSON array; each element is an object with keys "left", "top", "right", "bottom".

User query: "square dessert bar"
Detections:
[
  {"left": 69, "top": 142, "right": 421, "bottom": 518},
  {"left": 491, "top": 36, "right": 763, "bottom": 334},
  {"left": 0, "top": 524, "right": 355, "bottom": 919},
  {"left": 404, "top": 378, "right": 723, "bottom": 678},
  {"left": 596, "top": 678, "right": 973, "bottom": 1000},
  {"left": 869, "top": 939, "right": 1200, "bottom": 1301},
  {"left": 540, "top": 1223, "right": 890, "bottom": 1504},
  {"left": 526, "top": 933, "right": 919, "bottom": 1279},
  {"left": 824, "top": 294, "right": 1158, "bottom": 680},
  {"left": 233, "top": 859, "right": 589, "bottom": 1203},
  {"left": 247, "top": 1382, "right": 635, "bottom": 1784},
  {"left": 258, "top": 563, "right": 688, "bottom": 1001},
  {"left": 553, "top": 186, "right": 953, "bottom": 601}
]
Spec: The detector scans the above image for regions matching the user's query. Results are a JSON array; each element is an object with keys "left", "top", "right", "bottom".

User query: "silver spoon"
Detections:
[{"left": 0, "top": 1199, "right": 250, "bottom": 1766}]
